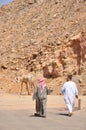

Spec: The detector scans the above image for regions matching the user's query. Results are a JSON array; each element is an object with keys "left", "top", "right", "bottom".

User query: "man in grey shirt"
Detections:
[{"left": 33, "top": 77, "right": 48, "bottom": 118}]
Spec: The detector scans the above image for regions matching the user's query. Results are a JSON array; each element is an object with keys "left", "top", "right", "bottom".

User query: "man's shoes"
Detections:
[
  {"left": 68, "top": 113, "right": 72, "bottom": 117},
  {"left": 34, "top": 113, "right": 40, "bottom": 117},
  {"left": 41, "top": 115, "right": 46, "bottom": 118},
  {"left": 34, "top": 113, "right": 46, "bottom": 118}
]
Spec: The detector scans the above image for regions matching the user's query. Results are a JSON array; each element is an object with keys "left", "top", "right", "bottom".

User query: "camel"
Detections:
[{"left": 16, "top": 74, "right": 35, "bottom": 95}]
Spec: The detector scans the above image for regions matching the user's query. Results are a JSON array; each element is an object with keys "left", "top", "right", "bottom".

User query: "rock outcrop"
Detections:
[{"left": 0, "top": 0, "right": 86, "bottom": 94}]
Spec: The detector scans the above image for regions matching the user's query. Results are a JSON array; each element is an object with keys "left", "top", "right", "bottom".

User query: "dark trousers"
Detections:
[{"left": 36, "top": 98, "right": 47, "bottom": 116}]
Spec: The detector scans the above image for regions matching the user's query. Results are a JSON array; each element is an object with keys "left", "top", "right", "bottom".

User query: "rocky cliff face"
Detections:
[{"left": 0, "top": 0, "right": 86, "bottom": 94}]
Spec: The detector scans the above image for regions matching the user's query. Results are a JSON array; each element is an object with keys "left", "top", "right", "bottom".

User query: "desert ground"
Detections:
[
  {"left": 0, "top": 93, "right": 86, "bottom": 130},
  {"left": 0, "top": 1, "right": 86, "bottom": 129}
]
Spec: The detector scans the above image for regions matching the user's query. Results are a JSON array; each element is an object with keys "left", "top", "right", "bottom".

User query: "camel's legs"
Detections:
[
  {"left": 26, "top": 82, "right": 30, "bottom": 95},
  {"left": 20, "top": 82, "right": 23, "bottom": 95},
  {"left": 31, "top": 82, "right": 35, "bottom": 90}
]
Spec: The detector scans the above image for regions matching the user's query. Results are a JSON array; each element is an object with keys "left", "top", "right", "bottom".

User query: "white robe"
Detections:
[{"left": 61, "top": 81, "right": 78, "bottom": 113}]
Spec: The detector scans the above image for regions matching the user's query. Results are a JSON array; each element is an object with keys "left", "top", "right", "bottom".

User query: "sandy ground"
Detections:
[{"left": 0, "top": 93, "right": 86, "bottom": 130}]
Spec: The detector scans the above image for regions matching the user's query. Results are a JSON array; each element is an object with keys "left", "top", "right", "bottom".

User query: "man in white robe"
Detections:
[{"left": 60, "top": 74, "right": 78, "bottom": 116}]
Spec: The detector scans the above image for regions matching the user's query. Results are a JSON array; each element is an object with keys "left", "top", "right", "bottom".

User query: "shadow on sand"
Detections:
[
  {"left": 58, "top": 113, "right": 69, "bottom": 117},
  {"left": 29, "top": 114, "right": 41, "bottom": 118}
]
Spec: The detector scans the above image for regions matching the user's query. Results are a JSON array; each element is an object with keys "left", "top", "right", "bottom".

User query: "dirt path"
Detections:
[
  {"left": 0, "top": 93, "right": 86, "bottom": 110},
  {"left": 0, "top": 93, "right": 86, "bottom": 130}
]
